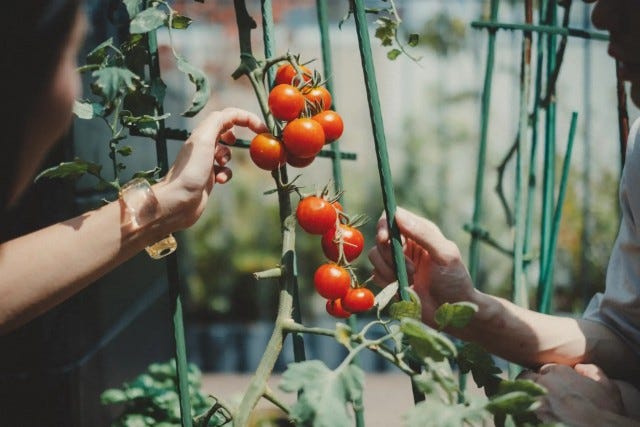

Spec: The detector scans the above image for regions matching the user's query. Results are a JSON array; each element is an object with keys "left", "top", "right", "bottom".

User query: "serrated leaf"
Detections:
[
  {"left": 86, "top": 37, "right": 117, "bottom": 66},
  {"left": 132, "top": 167, "right": 161, "bottom": 184},
  {"left": 176, "top": 56, "right": 210, "bottom": 117},
  {"left": 171, "top": 13, "right": 192, "bottom": 29},
  {"left": 486, "top": 391, "right": 539, "bottom": 415},
  {"left": 400, "top": 318, "right": 457, "bottom": 361},
  {"left": 73, "top": 100, "right": 105, "bottom": 119},
  {"left": 387, "top": 49, "right": 402, "bottom": 60},
  {"left": 280, "top": 360, "right": 364, "bottom": 427},
  {"left": 35, "top": 158, "right": 102, "bottom": 182},
  {"left": 404, "top": 400, "right": 487, "bottom": 427},
  {"left": 456, "top": 342, "right": 502, "bottom": 391},
  {"left": 91, "top": 67, "right": 140, "bottom": 102},
  {"left": 375, "top": 281, "right": 398, "bottom": 312},
  {"left": 389, "top": 300, "right": 421, "bottom": 320},
  {"left": 434, "top": 301, "right": 478, "bottom": 330},
  {"left": 117, "top": 146, "right": 133, "bottom": 156},
  {"left": 130, "top": 5, "right": 168, "bottom": 34},
  {"left": 335, "top": 323, "right": 352, "bottom": 347}
]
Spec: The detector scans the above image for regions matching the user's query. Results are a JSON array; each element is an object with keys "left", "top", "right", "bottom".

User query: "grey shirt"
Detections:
[{"left": 583, "top": 117, "right": 640, "bottom": 355}]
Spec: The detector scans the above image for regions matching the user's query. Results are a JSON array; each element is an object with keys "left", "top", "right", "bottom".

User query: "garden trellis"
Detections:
[{"left": 108, "top": 0, "right": 626, "bottom": 426}]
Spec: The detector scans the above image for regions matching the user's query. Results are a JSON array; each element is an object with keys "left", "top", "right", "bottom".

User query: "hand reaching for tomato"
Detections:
[{"left": 368, "top": 207, "right": 475, "bottom": 328}]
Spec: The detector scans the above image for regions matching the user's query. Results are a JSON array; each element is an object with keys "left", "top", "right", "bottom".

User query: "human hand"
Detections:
[
  {"left": 367, "top": 207, "right": 475, "bottom": 327},
  {"left": 520, "top": 363, "right": 628, "bottom": 426},
  {"left": 154, "top": 107, "right": 267, "bottom": 233}
]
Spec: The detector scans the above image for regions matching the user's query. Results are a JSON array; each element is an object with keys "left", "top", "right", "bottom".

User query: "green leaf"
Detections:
[
  {"left": 101, "top": 388, "right": 127, "bottom": 404},
  {"left": 400, "top": 318, "right": 457, "bottom": 362},
  {"left": 498, "top": 379, "right": 546, "bottom": 397},
  {"left": 434, "top": 301, "right": 478, "bottom": 330},
  {"left": 280, "top": 360, "right": 364, "bottom": 427},
  {"left": 132, "top": 167, "right": 161, "bottom": 184},
  {"left": 123, "top": 0, "right": 144, "bottom": 19},
  {"left": 121, "top": 414, "right": 155, "bottom": 427},
  {"left": 73, "top": 100, "right": 105, "bottom": 119},
  {"left": 171, "top": 13, "right": 192, "bottom": 29},
  {"left": 457, "top": 342, "right": 502, "bottom": 392},
  {"left": 35, "top": 158, "right": 102, "bottom": 182},
  {"left": 408, "top": 33, "right": 420, "bottom": 47},
  {"left": 117, "top": 146, "right": 133, "bottom": 156},
  {"left": 334, "top": 323, "right": 352, "bottom": 348},
  {"left": 486, "top": 391, "right": 539, "bottom": 415},
  {"left": 130, "top": 5, "right": 168, "bottom": 34},
  {"left": 375, "top": 280, "right": 398, "bottom": 312},
  {"left": 86, "top": 37, "right": 118, "bottom": 66},
  {"left": 91, "top": 67, "right": 141, "bottom": 102},
  {"left": 404, "top": 400, "right": 487, "bottom": 427},
  {"left": 389, "top": 300, "right": 421, "bottom": 320},
  {"left": 176, "top": 56, "right": 210, "bottom": 117},
  {"left": 387, "top": 49, "right": 402, "bottom": 60}
]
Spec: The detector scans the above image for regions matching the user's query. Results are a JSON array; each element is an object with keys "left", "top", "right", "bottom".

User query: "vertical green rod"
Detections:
[
  {"left": 512, "top": 0, "right": 534, "bottom": 310},
  {"left": 316, "top": 2, "right": 364, "bottom": 425},
  {"left": 538, "top": 0, "right": 558, "bottom": 314},
  {"left": 147, "top": 29, "right": 193, "bottom": 427},
  {"left": 540, "top": 113, "right": 578, "bottom": 292},
  {"left": 260, "top": 0, "right": 306, "bottom": 364},
  {"left": 351, "top": 0, "right": 409, "bottom": 298},
  {"left": 351, "top": 0, "right": 422, "bottom": 404},
  {"left": 469, "top": 0, "right": 500, "bottom": 287},
  {"left": 523, "top": 0, "right": 548, "bottom": 276}
]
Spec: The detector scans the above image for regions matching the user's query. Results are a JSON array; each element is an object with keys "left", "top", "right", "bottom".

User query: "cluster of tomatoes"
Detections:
[
  {"left": 296, "top": 195, "right": 375, "bottom": 319},
  {"left": 249, "top": 62, "right": 345, "bottom": 171}
]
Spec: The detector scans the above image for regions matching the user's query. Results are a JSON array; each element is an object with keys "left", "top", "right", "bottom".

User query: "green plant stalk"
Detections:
[
  {"left": 469, "top": 0, "right": 500, "bottom": 287},
  {"left": 470, "top": 21, "right": 609, "bottom": 41},
  {"left": 316, "top": 1, "right": 365, "bottom": 425},
  {"left": 146, "top": 25, "right": 192, "bottom": 427},
  {"left": 538, "top": 0, "right": 559, "bottom": 314}
]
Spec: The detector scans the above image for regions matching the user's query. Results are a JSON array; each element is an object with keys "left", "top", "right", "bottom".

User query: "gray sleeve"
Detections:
[{"left": 582, "top": 118, "right": 640, "bottom": 356}]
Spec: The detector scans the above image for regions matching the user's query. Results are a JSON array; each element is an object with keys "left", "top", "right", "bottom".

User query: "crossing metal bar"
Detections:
[{"left": 471, "top": 21, "right": 608, "bottom": 41}]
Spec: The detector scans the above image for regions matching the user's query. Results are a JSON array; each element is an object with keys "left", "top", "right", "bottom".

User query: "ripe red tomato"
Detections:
[
  {"left": 342, "top": 287, "right": 375, "bottom": 313},
  {"left": 304, "top": 86, "right": 332, "bottom": 110},
  {"left": 274, "top": 63, "right": 311, "bottom": 86},
  {"left": 268, "top": 84, "right": 304, "bottom": 121},
  {"left": 321, "top": 224, "right": 364, "bottom": 262},
  {"left": 313, "top": 263, "right": 351, "bottom": 299},
  {"left": 287, "top": 152, "right": 316, "bottom": 168},
  {"left": 282, "top": 118, "right": 325, "bottom": 159},
  {"left": 326, "top": 299, "right": 351, "bottom": 319},
  {"left": 312, "top": 110, "right": 344, "bottom": 143},
  {"left": 249, "top": 133, "right": 286, "bottom": 170},
  {"left": 296, "top": 196, "right": 337, "bottom": 234}
]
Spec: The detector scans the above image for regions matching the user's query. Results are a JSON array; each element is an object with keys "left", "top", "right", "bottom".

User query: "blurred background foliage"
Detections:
[{"left": 167, "top": 0, "right": 628, "bottom": 326}]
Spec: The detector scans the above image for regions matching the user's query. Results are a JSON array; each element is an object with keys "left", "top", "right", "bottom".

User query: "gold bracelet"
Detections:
[{"left": 119, "top": 177, "right": 177, "bottom": 259}]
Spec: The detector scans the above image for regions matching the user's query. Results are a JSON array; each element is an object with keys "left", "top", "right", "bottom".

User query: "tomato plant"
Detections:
[
  {"left": 303, "top": 86, "right": 332, "bottom": 110},
  {"left": 321, "top": 224, "right": 365, "bottom": 262},
  {"left": 274, "top": 63, "right": 311, "bottom": 86},
  {"left": 325, "top": 298, "right": 351, "bottom": 319},
  {"left": 313, "top": 263, "right": 351, "bottom": 300},
  {"left": 296, "top": 195, "right": 338, "bottom": 235},
  {"left": 249, "top": 133, "right": 286, "bottom": 170},
  {"left": 282, "top": 118, "right": 325, "bottom": 158},
  {"left": 341, "top": 287, "right": 375, "bottom": 313},
  {"left": 312, "top": 110, "right": 344, "bottom": 143},
  {"left": 268, "top": 84, "right": 305, "bottom": 121}
]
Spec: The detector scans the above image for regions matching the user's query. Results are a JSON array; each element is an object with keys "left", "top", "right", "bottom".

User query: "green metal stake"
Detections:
[
  {"left": 316, "top": 1, "right": 365, "bottom": 425},
  {"left": 469, "top": 0, "right": 500, "bottom": 288},
  {"left": 351, "top": 0, "right": 420, "bottom": 403},
  {"left": 538, "top": 0, "right": 559, "bottom": 314},
  {"left": 146, "top": 28, "right": 193, "bottom": 427}
]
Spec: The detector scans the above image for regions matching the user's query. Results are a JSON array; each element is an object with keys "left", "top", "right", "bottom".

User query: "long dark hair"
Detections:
[{"left": 0, "top": 0, "right": 81, "bottom": 212}]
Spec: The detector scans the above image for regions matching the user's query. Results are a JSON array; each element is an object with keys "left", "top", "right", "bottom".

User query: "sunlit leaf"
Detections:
[
  {"left": 171, "top": 13, "right": 192, "bottom": 29},
  {"left": 176, "top": 56, "right": 210, "bottom": 117},
  {"left": 123, "top": 0, "right": 144, "bottom": 19},
  {"left": 401, "top": 318, "right": 457, "bottom": 361},
  {"left": 335, "top": 323, "right": 352, "bottom": 348},
  {"left": 130, "top": 5, "right": 168, "bottom": 34},
  {"left": 35, "top": 158, "right": 102, "bottom": 182},
  {"left": 86, "top": 37, "right": 118, "bottom": 66},
  {"left": 91, "top": 67, "right": 141, "bottom": 102},
  {"left": 404, "top": 399, "right": 487, "bottom": 427},
  {"left": 280, "top": 360, "right": 364, "bottom": 427},
  {"left": 387, "top": 49, "right": 402, "bottom": 60},
  {"left": 434, "top": 301, "right": 478, "bottom": 330},
  {"left": 486, "top": 391, "right": 539, "bottom": 415},
  {"left": 375, "top": 281, "right": 398, "bottom": 312},
  {"left": 73, "top": 100, "right": 105, "bottom": 119}
]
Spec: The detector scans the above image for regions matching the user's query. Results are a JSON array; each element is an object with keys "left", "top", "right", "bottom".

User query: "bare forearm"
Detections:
[
  {"left": 457, "top": 291, "right": 639, "bottom": 376},
  {"left": 0, "top": 200, "right": 165, "bottom": 334}
]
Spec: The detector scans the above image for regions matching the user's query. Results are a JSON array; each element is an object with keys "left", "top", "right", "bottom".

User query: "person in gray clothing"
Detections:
[{"left": 369, "top": 0, "right": 640, "bottom": 424}]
